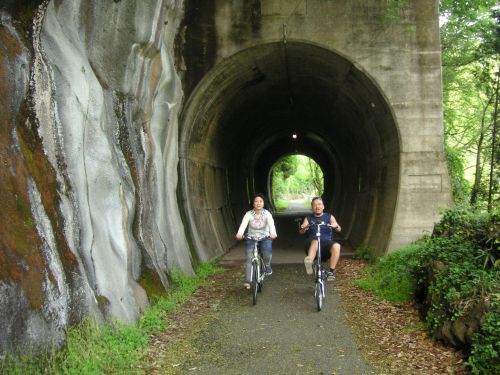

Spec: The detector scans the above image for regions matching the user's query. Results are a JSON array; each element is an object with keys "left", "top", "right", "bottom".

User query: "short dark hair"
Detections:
[
  {"left": 311, "top": 196, "right": 323, "bottom": 205},
  {"left": 252, "top": 193, "right": 266, "bottom": 206}
]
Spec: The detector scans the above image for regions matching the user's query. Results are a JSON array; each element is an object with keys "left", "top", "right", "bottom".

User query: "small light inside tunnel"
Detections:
[{"left": 292, "top": 134, "right": 297, "bottom": 139}]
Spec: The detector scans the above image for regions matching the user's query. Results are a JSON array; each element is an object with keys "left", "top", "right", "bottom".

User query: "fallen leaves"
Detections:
[
  {"left": 141, "top": 261, "right": 469, "bottom": 374},
  {"left": 336, "top": 259, "right": 469, "bottom": 375},
  {"left": 141, "top": 269, "right": 240, "bottom": 374}
]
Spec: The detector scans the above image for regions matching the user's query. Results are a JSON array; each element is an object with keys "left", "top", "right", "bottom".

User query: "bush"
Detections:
[
  {"left": 353, "top": 243, "right": 375, "bottom": 262},
  {"left": 356, "top": 206, "right": 499, "bottom": 373},
  {"left": 432, "top": 207, "right": 499, "bottom": 269},
  {"left": 467, "top": 299, "right": 500, "bottom": 375}
]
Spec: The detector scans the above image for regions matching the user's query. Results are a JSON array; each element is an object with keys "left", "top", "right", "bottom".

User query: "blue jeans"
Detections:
[{"left": 245, "top": 238, "right": 272, "bottom": 282}]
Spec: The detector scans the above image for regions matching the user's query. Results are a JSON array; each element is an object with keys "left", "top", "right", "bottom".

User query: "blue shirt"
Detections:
[{"left": 306, "top": 213, "right": 333, "bottom": 241}]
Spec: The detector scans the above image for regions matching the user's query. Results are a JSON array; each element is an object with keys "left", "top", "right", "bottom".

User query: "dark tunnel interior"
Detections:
[{"left": 179, "top": 41, "right": 400, "bottom": 259}]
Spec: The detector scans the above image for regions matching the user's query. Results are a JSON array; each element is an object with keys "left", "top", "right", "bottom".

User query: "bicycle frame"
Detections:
[
  {"left": 313, "top": 222, "right": 326, "bottom": 311},
  {"left": 245, "top": 235, "right": 268, "bottom": 305},
  {"left": 307, "top": 221, "right": 336, "bottom": 311}
]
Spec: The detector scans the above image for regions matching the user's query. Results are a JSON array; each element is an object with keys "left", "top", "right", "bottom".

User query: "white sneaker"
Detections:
[{"left": 304, "top": 256, "right": 313, "bottom": 275}]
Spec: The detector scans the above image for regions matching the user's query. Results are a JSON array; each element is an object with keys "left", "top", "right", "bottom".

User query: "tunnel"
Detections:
[{"left": 179, "top": 41, "right": 400, "bottom": 259}]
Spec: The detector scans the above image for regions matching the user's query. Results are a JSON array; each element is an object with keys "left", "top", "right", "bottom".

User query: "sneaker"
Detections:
[
  {"left": 326, "top": 269, "right": 336, "bottom": 281},
  {"left": 243, "top": 282, "right": 251, "bottom": 289},
  {"left": 265, "top": 266, "right": 272, "bottom": 275},
  {"left": 304, "top": 256, "right": 313, "bottom": 275}
]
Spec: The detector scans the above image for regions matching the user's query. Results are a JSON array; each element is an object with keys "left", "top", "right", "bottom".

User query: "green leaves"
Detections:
[
  {"left": 357, "top": 206, "right": 499, "bottom": 373},
  {"left": 271, "top": 154, "right": 323, "bottom": 200},
  {"left": 355, "top": 242, "right": 425, "bottom": 304},
  {"left": 440, "top": 0, "right": 499, "bottom": 210},
  {"left": 467, "top": 299, "right": 500, "bottom": 374}
]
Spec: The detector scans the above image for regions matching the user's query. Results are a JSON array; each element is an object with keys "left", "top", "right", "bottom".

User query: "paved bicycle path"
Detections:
[
  {"left": 173, "top": 209, "right": 377, "bottom": 374},
  {"left": 177, "top": 263, "right": 377, "bottom": 374}
]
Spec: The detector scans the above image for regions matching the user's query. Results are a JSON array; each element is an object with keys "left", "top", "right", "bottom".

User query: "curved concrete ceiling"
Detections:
[{"left": 180, "top": 41, "right": 400, "bottom": 257}]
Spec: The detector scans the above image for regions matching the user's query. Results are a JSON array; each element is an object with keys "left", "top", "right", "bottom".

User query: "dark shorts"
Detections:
[{"left": 304, "top": 239, "right": 341, "bottom": 262}]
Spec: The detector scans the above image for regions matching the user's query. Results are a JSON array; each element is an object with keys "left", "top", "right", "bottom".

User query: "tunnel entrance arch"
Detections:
[{"left": 179, "top": 41, "right": 400, "bottom": 260}]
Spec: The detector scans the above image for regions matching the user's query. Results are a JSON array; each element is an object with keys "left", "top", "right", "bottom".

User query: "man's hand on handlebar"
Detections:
[{"left": 299, "top": 221, "right": 341, "bottom": 233}]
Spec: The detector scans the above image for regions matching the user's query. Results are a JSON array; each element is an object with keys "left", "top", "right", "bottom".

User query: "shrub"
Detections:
[
  {"left": 356, "top": 206, "right": 499, "bottom": 372},
  {"left": 353, "top": 243, "right": 375, "bottom": 262},
  {"left": 432, "top": 207, "right": 499, "bottom": 269},
  {"left": 466, "top": 298, "right": 500, "bottom": 375}
]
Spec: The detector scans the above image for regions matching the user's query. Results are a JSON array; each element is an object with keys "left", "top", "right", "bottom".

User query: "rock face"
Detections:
[{"left": 1, "top": 0, "right": 192, "bottom": 353}]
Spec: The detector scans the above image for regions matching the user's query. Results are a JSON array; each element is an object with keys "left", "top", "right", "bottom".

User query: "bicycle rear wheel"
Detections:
[
  {"left": 315, "top": 281, "right": 324, "bottom": 311},
  {"left": 251, "top": 260, "right": 259, "bottom": 305}
]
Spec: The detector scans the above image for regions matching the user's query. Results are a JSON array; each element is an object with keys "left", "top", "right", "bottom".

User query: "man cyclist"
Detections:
[{"left": 298, "top": 196, "right": 341, "bottom": 280}]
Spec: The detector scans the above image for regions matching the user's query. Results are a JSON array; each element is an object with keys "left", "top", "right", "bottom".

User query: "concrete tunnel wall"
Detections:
[
  {"left": 178, "top": 0, "right": 453, "bottom": 259},
  {"left": 179, "top": 41, "right": 400, "bottom": 258}
]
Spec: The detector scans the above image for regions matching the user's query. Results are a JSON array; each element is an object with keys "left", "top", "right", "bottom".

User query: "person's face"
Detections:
[
  {"left": 311, "top": 199, "right": 324, "bottom": 216},
  {"left": 253, "top": 197, "right": 264, "bottom": 210}
]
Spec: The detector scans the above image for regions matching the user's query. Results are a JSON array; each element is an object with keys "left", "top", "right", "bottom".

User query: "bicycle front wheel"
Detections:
[
  {"left": 251, "top": 260, "right": 259, "bottom": 305},
  {"left": 315, "top": 281, "right": 324, "bottom": 311},
  {"left": 258, "top": 257, "right": 266, "bottom": 292}
]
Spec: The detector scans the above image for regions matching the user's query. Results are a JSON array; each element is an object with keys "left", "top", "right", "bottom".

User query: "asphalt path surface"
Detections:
[
  {"left": 178, "top": 264, "right": 378, "bottom": 374},
  {"left": 174, "top": 202, "right": 377, "bottom": 374}
]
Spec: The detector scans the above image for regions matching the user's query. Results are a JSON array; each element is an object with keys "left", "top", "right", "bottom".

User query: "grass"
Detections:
[
  {"left": 0, "top": 260, "right": 224, "bottom": 375},
  {"left": 274, "top": 199, "right": 289, "bottom": 212},
  {"left": 355, "top": 243, "right": 423, "bottom": 304}
]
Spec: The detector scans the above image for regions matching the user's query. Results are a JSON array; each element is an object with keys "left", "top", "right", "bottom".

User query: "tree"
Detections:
[
  {"left": 273, "top": 155, "right": 298, "bottom": 180},
  {"left": 270, "top": 155, "right": 323, "bottom": 201},
  {"left": 307, "top": 158, "right": 323, "bottom": 196},
  {"left": 440, "top": 0, "right": 499, "bottom": 210}
]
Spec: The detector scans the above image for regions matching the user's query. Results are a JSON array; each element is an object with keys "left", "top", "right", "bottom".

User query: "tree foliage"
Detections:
[
  {"left": 271, "top": 155, "right": 323, "bottom": 201},
  {"left": 446, "top": 145, "right": 471, "bottom": 204},
  {"left": 440, "top": 0, "right": 499, "bottom": 211},
  {"left": 307, "top": 157, "right": 323, "bottom": 196}
]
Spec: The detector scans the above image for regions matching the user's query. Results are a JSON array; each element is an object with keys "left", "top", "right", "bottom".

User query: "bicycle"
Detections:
[
  {"left": 244, "top": 235, "right": 268, "bottom": 305},
  {"left": 306, "top": 221, "right": 338, "bottom": 311}
]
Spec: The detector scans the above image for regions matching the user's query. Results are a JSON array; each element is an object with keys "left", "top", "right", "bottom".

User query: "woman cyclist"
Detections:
[{"left": 235, "top": 194, "right": 278, "bottom": 289}]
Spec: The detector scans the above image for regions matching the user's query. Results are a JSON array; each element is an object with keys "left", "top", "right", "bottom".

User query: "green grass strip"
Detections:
[{"left": 1, "top": 259, "right": 224, "bottom": 375}]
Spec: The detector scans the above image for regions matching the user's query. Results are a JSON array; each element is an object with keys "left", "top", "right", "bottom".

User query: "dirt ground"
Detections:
[{"left": 141, "top": 259, "right": 468, "bottom": 375}]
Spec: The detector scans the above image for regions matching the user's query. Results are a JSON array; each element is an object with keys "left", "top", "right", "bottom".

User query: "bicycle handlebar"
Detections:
[
  {"left": 243, "top": 235, "right": 270, "bottom": 241},
  {"left": 301, "top": 221, "right": 340, "bottom": 232}
]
